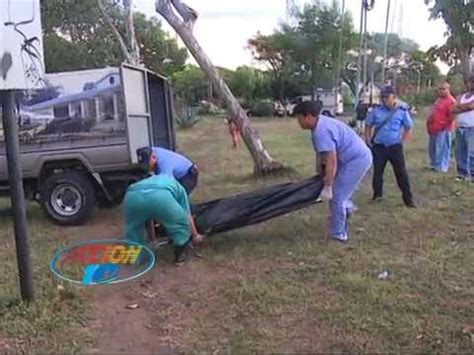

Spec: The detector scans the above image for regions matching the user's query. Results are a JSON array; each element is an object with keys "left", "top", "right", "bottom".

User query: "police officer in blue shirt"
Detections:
[{"left": 364, "top": 86, "right": 417, "bottom": 208}]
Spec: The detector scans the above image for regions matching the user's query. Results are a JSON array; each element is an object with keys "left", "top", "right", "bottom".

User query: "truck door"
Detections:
[{"left": 120, "top": 64, "right": 151, "bottom": 164}]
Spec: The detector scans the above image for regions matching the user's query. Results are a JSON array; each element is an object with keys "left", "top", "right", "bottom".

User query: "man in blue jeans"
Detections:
[
  {"left": 452, "top": 74, "right": 474, "bottom": 182},
  {"left": 364, "top": 86, "right": 417, "bottom": 208}
]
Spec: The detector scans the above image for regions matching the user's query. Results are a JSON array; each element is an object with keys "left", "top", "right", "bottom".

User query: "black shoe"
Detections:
[
  {"left": 405, "top": 202, "right": 418, "bottom": 209},
  {"left": 372, "top": 195, "right": 383, "bottom": 202},
  {"left": 174, "top": 240, "right": 192, "bottom": 266}
]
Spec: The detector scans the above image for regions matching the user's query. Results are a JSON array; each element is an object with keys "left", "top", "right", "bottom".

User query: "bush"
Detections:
[
  {"left": 248, "top": 99, "right": 274, "bottom": 117},
  {"left": 175, "top": 104, "right": 201, "bottom": 129},
  {"left": 400, "top": 89, "right": 437, "bottom": 109}
]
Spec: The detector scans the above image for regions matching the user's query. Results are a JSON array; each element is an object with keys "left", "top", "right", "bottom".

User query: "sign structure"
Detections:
[
  {"left": 0, "top": 0, "right": 45, "bottom": 90},
  {"left": 50, "top": 240, "right": 156, "bottom": 286}
]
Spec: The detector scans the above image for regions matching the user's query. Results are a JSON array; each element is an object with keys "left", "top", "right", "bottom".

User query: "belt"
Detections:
[{"left": 373, "top": 143, "right": 402, "bottom": 148}]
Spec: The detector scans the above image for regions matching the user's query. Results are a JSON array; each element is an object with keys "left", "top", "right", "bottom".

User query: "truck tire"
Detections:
[{"left": 40, "top": 171, "right": 97, "bottom": 225}]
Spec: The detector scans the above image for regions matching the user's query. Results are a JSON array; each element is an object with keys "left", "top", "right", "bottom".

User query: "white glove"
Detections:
[{"left": 320, "top": 185, "right": 333, "bottom": 201}]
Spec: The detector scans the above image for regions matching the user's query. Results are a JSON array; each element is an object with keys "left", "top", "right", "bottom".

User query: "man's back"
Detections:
[
  {"left": 313, "top": 115, "right": 370, "bottom": 164},
  {"left": 152, "top": 147, "right": 193, "bottom": 179}
]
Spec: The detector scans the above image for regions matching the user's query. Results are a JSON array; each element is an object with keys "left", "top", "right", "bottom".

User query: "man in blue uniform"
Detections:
[
  {"left": 137, "top": 146, "right": 199, "bottom": 195},
  {"left": 294, "top": 101, "right": 372, "bottom": 243},
  {"left": 364, "top": 86, "right": 417, "bottom": 208}
]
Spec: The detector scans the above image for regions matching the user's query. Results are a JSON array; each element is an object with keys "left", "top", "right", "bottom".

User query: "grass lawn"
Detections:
[{"left": 0, "top": 114, "right": 473, "bottom": 353}]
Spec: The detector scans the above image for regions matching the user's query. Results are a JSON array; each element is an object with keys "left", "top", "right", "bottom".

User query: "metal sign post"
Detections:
[
  {"left": 1, "top": 0, "right": 45, "bottom": 302},
  {"left": 1, "top": 91, "right": 34, "bottom": 301}
]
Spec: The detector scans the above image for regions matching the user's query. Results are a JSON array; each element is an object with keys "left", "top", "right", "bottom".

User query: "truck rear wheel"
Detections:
[{"left": 40, "top": 171, "right": 97, "bottom": 225}]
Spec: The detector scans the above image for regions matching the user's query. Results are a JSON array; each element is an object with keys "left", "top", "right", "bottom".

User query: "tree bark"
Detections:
[
  {"left": 123, "top": 0, "right": 141, "bottom": 65},
  {"left": 155, "top": 0, "right": 283, "bottom": 175},
  {"left": 462, "top": 47, "right": 472, "bottom": 82}
]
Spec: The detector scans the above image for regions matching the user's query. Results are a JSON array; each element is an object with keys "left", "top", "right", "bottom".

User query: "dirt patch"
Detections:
[
  {"left": 86, "top": 255, "right": 240, "bottom": 353},
  {"left": 85, "top": 239, "right": 316, "bottom": 352}
]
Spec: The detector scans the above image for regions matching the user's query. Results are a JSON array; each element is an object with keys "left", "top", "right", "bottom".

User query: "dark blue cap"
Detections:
[{"left": 380, "top": 85, "right": 396, "bottom": 96}]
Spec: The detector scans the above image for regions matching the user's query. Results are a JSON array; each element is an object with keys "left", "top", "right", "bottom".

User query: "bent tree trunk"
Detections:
[{"left": 155, "top": 0, "right": 284, "bottom": 175}]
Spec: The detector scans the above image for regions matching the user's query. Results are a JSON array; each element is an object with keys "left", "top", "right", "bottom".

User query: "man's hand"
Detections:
[
  {"left": 403, "top": 128, "right": 413, "bottom": 143},
  {"left": 320, "top": 185, "right": 333, "bottom": 201},
  {"left": 192, "top": 233, "right": 204, "bottom": 245}
]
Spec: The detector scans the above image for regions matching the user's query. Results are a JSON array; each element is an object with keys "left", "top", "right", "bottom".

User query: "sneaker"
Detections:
[
  {"left": 455, "top": 176, "right": 467, "bottom": 182},
  {"left": 405, "top": 202, "right": 418, "bottom": 209},
  {"left": 331, "top": 234, "right": 348, "bottom": 243},
  {"left": 174, "top": 240, "right": 192, "bottom": 266},
  {"left": 372, "top": 196, "right": 383, "bottom": 202}
]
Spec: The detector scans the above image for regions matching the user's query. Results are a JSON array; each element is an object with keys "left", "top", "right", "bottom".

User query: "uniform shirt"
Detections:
[
  {"left": 126, "top": 173, "right": 190, "bottom": 214},
  {"left": 152, "top": 147, "right": 194, "bottom": 179},
  {"left": 427, "top": 95, "right": 456, "bottom": 134},
  {"left": 366, "top": 104, "right": 414, "bottom": 146},
  {"left": 312, "top": 115, "right": 371, "bottom": 165}
]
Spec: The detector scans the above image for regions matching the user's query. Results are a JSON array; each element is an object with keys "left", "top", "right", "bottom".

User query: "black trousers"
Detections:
[
  {"left": 372, "top": 144, "right": 413, "bottom": 205},
  {"left": 178, "top": 165, "right": 199, "bottom": 195}
]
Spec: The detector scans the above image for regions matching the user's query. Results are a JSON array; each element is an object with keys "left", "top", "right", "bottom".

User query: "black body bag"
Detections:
[{"left": 191, "top": 176, "right": 324, "bottom": 235}]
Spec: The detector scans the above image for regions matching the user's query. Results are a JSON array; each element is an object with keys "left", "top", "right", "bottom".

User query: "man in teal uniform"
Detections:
[{"left": 123, "top": 157, "right": 202, "bottom": 265}]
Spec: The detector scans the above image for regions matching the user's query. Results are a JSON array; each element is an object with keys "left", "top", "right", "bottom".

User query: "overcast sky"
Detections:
[{"left": 134, "top": 0, "right": 450, "bottom": 73}]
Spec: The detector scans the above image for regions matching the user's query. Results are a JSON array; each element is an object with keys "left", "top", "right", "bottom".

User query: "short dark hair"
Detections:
[
  {"left": 293, "top": 100, "right": 322, "bottom": 117},
  {"left": 136, "top": 147, "right": 153, "bottom": 169}
]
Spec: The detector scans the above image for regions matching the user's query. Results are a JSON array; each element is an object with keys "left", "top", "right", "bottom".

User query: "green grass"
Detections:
[{"left": 0, "top": 114, "right": 473, "bottom": 352}]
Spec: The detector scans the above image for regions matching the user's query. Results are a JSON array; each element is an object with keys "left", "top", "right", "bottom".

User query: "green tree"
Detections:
[
  {"left": 40, "top": 0, "right": 187, "bottom": 75},
  {"left": 248, "top": 30, "right": 296, "bottom": 101},
  {"left": 133, "top": 13, "right": 187, "bottom": 76},
  {"left": 171, "top": 65, "right": 208, "bottom": 104},
  {"left": 290, "top": 0, "right": 356, "bottom": 95},
  {"left": 425, "top": 0, "right": 473, "bottom": 80},
  {"left": 229, "top": 66, "right": 257, "bottom": 100}
]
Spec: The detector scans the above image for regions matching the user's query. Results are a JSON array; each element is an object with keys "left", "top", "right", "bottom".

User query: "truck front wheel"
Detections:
[{"left": 40, "top": 171, "right": 97, "bottom": 225}]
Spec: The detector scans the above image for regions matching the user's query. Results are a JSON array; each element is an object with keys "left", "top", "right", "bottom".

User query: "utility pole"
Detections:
[
  {"left": 355, "top": 0, "right": 365, "bottom": 107},
  {"left": 335, "top": 0, "right": 345, "bottom": 112},
  {"left": 382, "top": 0, "right": 391, "bottom": 84},
  {"left": 1, "top": 91, "right": 34, "bottom": 302},
  {"left": 362, "top": 5, "right": 369, "bottom": 92}
]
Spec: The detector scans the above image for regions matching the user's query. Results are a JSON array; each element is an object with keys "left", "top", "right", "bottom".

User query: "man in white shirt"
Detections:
[{"left": 452, "top": 74, "right": 474, "bottom": 182}]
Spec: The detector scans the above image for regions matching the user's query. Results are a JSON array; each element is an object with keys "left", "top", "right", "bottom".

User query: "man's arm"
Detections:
[
  {"left": 316, "top": 153, "right": 324, "bottom": 176},
  {"left": 189, "top": 215, "right": 200, "bottom": 238},
  {"left": 364, "top": 125, "right": 374, "bottom": 145},
  {"left": 147, "top": 220, "right": 156, "bottom": 242},
  {"left": 322, "top": 151, "right": 337, "bottom": 187},
  {"left": 403, "top": 128, "right": 413, "bottom": 142},
  {"left": 452, "top": 96, "right": 474, "bottom": 114},
  {"left": 402, "top": 110, "right": 414, "bottom": 142}
]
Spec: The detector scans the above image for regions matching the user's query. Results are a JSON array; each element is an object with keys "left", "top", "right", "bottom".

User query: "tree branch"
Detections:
[
  {"left": 97, "top": 0, "right": 133, "bottom": 64},
  {"left": 123, "top": 0, "right": 141, "bottom": 65}
]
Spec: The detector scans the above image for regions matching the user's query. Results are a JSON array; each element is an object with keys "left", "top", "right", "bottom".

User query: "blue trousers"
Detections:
[
  {"left": 455, "top": 127, "right": 474, "bottom": 179},
  {"left": 428, "top": 130, "right": 452, "bottom": 173},
  {"left": 330, "top": 152, "right": 372, "bottom": 239}
]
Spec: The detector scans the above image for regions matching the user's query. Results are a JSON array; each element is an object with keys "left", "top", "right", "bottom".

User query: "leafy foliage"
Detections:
[
  {"left": 171, "top": 65, "right": 209, "bottom": 105},
  {"left": 425, "top": 0, "right": 473, "bottom": 78},
  {"left": 40, "top": 0, "right": 187, "bottom": 75}
]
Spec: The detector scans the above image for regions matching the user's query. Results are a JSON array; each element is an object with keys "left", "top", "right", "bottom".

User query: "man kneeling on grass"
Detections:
[
  {"left": 123, "top": 149, "right": 203, "bottom": 266},
  {"left": 294, "top": 101, "right": 372, "bottom": 243}
]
